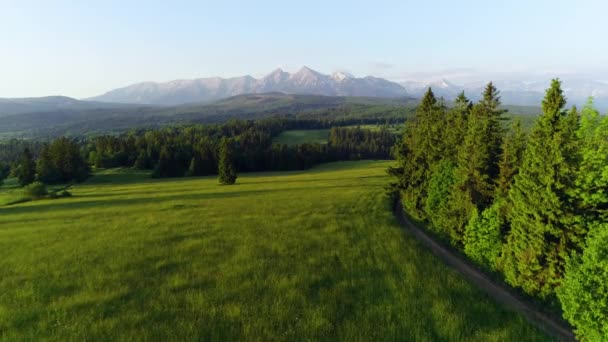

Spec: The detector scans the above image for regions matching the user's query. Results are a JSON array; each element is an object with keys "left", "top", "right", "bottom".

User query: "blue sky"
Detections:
[{"left": 1, "top": 0, "right": 606, "bottom": 98}]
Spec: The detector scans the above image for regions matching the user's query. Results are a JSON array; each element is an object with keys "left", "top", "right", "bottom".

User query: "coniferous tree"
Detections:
[
  {"left": 0, "top": 162, "right": 8, "bottom": 187},
  {"left": 390, "top": 88, "right": 445, "bottom": 217},
  {"left": 572, "top": 98, "right": 608, "bottom": 226},
  {"left": 500, "top": 79, "right": 581, "bottom": 297},
  {"left": 496, "top": 119, "right": 527, "bottom": 196},
  {"left": 443, "top": 91, "right": 472, "bottom": 159},
  {"left": 424, "top": 159, "right": 457, "bottom": 236},
  {"left": 16, "top": 148, "right": 36, "bottom": 186},
  {"left": 153, "top": 146, "right": 174, "bottom": 178},
  {"left": 134, "top": 150, "right": 152, "bottom": 170},
  {"left": 187, "top": 155, "right": 204, "bottom": 177},
  {"left": 36, "top": 144, "right": 58, "bottom": 183},
  {"left": 218, "top": 137, "right": 237, "bottom": 185}
]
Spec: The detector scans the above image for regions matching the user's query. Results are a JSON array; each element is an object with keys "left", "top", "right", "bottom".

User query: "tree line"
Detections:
[
  {"left": 3, "top": 118, "right": 396, "bottom": 187},
  {"left": 390, "top": 80, "right": 608, "bottom": 340}
]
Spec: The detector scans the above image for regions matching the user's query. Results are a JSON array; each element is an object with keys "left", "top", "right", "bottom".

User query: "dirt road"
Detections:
[{"left": 393, "top": 200, "right": 575, "bottom": 341}]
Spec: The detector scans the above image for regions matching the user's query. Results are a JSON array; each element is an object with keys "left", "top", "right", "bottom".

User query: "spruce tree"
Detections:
[
  {"left": 443, "top": 91, "right": 472, "bottom": 159},
  {"left": 153, "top": 146, "right": 173, "bottom": 178},
  {"left": 390, "top": 88, "right": 445, "bottom": 218},
  {"left": 16, "top": 148, "right": 36, "bottom": 186},
  {"left": 187, "top": 155, "right": 204, "bottom": 177},
  {"left": 572, "top": 98, "right": 608, "bottom": 225},
  {"left": 36, "top": 144, "right": 58, "bottom": 183},
  {"left": 218, "top": 138, "right": 237, "bottom": 185},
  {"left": 500, "top": 79, "right": 581, "bottom": 297},
  {"left": 496, "top": 119, "right": 527, "bottom": 196}
]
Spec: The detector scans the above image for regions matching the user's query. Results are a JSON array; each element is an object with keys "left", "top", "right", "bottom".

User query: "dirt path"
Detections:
[{"left": 392, "top": 200, "right": 576, "bottom": 341}]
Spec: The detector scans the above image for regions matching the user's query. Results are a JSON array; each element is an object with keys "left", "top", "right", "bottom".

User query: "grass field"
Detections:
[
  {"left": 272, "top": 129, "right": 329, "bottom": 145},
  {"left": 0, "top": 161, "right": 549, "bottom": 341}
]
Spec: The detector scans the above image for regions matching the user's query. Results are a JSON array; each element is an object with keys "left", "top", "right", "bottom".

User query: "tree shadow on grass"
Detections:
[{"left": 0, "top": 184, "right": 374, "bottom": 217}]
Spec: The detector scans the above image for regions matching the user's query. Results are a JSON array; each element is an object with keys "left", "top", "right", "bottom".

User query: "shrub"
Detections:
[
  {"left": 557, "top": 224, "right": 608, "bottom": 341},
  {"left": 463, "top": 199, "right": 504, "bottom": 270},
  {"left": 24, "top": 181, "right": 48, "bottom": 199}
]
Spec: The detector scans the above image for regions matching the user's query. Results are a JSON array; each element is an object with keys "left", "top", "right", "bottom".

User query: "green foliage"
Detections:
[
  {"left": 16, "top": 147, "right": 36, "bottom": 186},
  {"left": 36, "top": 138, "right": 90, "bottom": 184},
  {"left": 424, "top": 159, "right": 457, "bottom": 236},
  {"left": 0, "top": 162, "right": 8, "bottom": 187},
  {"left": 392, "top": 88, "right": 446, "bottom": 217},
  {"left": 497, "top": 119, "right": 527, "bottom": 196},
  {"left": 501, "top": 79, "right": 581, "bottom": 298},
  {"left": 443, "top": 91, "right": 472, "bottom": 159},
  {"left": 557, "top": 224, "right": 608, "bottom": 341},
  {"left": 464, "top": 199, "right": 505, "bottom": 270},
  {"left": 218, "top": 137, "right": 237, "bottom": 185},
  {"left": 573, "top": 98, "right": 608, "bottom": 224},
  {"left": 133, "top": 150, "right": 152, "bottom": 170},
  {"left": 0, "top": 161, "right": 549, "bottom": 340},
  {"left": 23, "top": 181, "right": 47, "bottom": 199},
  {"left": 273, "top": 129, "right": 329, "bottom": 145}
]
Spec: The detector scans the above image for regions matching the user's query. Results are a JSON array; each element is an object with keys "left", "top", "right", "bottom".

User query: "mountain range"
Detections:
[
  {"left": 87, "top": 67, "right": 406, "bottom": 105},
  {"left": 86, "top": 66, "right": 608, "bottom": 109},
  {"left": 401, "top": 78, "right": 608, "bottom": 109}
]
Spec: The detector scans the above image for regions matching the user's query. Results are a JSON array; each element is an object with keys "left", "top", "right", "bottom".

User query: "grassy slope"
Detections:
[
  {"left": 273, "top": 129, "right": 330, "bottom": 145},
  {"left": 0, "top": 161, "right": 548, "bottom": 341}
]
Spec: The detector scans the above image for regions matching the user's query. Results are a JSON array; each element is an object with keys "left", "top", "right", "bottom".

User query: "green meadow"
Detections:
[
  {"left": 0, "top": 161, "right": 549, "bottom": 341},
  {"left": 272, "top": 129, "right": 329, "bottom": 145}
]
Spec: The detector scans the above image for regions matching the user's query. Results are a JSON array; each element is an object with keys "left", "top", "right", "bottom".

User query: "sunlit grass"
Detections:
[{"left": 0, "top": 161, "right": 548, "bottom": 340}]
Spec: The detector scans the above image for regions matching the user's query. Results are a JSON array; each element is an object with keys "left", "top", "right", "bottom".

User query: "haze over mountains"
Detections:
[
  {"left": 87, "top": 66, "right": 608, "bottom": 109},
  {"left": 87, "top": 66, "right": 406, "bottom": 105},
  {"left": 2, "top": 67, "right": 608, "bottom": 118}
]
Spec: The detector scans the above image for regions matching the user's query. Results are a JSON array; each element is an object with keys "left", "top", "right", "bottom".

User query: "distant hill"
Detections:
[
  {"left": 87, "top": 67, "right": 407, "bottom": 105},
  {"left": 0, "top": 93, "right": 415, "bottom": 138},
  {"left": 0, "top": 96, "right": 138, "bottom": 117}
]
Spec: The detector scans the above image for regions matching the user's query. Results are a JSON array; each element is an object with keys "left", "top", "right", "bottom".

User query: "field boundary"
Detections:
[{"left": 392, "top": 199, "right": 576, "bottom": 342}]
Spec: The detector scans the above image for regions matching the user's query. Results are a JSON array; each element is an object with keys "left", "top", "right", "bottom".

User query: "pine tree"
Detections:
[
  {"left": 572, "top": 98, "right": 608, "bottom": 226},
  {"left": 16, "top": 148, "right": 36, "bottom": 186},
  {"left": 500, "top": 79, "right": 581, "bottom": 297},
  {"left": 480, "top": 82, "right": 507, "bottom": 180},
  {"left": 218, "top": 138, "right": 237, "bottom": 185},
  {"left": 187, "top": 155, "right": 204, "bottom": 177},
  {"left": 496, "top": 119, "right": 527, "bottom": 196},
  {"left": 443, "top": 91, "right": 472, "bottom": 160},
  {"left": 153, "top": 146, "right": 173, "bottom": 178},
  {"left": 134, "top": 150, "right": 152, "bottom": 170},
  {"left": 390, "top": 88, "right": 445, "bottom": 218},
  {"left": 36, "top": 144, "right": 58, "bottom": 183}
]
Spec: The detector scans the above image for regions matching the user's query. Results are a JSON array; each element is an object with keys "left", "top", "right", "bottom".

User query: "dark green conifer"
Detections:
[
  {"left": 218, "top": 138, "right": 237, "bottom": 185},
  {"left": 16, "top": 148, "right": 36, "bottom": 186},
  {"left": 500, "top": 79, "right": 580, "bottom": 297},
  {"left": 496, "top": 119, "right": 527, "bottom": 196}
]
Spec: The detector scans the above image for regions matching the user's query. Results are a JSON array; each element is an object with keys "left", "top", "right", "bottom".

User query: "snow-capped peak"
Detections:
[{"left": 332, "top": 71, "right": 353, "bottom": 81}]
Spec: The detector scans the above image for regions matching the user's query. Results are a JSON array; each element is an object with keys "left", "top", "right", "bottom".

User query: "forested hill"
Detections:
[
  {"left": 0, "top": 92, "right": 538, "bottom": 139},
  {"left": 0, "top": 93, "right": 416, "bottom": 139}
]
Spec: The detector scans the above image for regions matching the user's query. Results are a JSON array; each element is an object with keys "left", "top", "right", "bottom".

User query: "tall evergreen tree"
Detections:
[
  {"left": 443, "top": 91, "right": 472, "bottom": 160},
  {"left": 496, "top": 119, "right": 527, "bottom": 196},
  {"left": 187, "top": 155, "right": 205, "bottom": 177},
  {"left": 500, "top": 79, "right": 581, "bottom": 297},
  {"left": 218, "top": 137, "right": 237, "bottom": 185},
  {"left": 16, "top": 148, "right": 36, "bottom": 186},
  {"left": 572, "top": 98, "right": 608, "bottom": 226},
  {"left": 390, "top": 88, "right": 445, "bottom": 217}
]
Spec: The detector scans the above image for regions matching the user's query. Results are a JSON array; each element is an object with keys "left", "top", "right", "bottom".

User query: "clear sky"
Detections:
[{"left": 1, "top": 0, "right": 606, "bottom": 98}]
